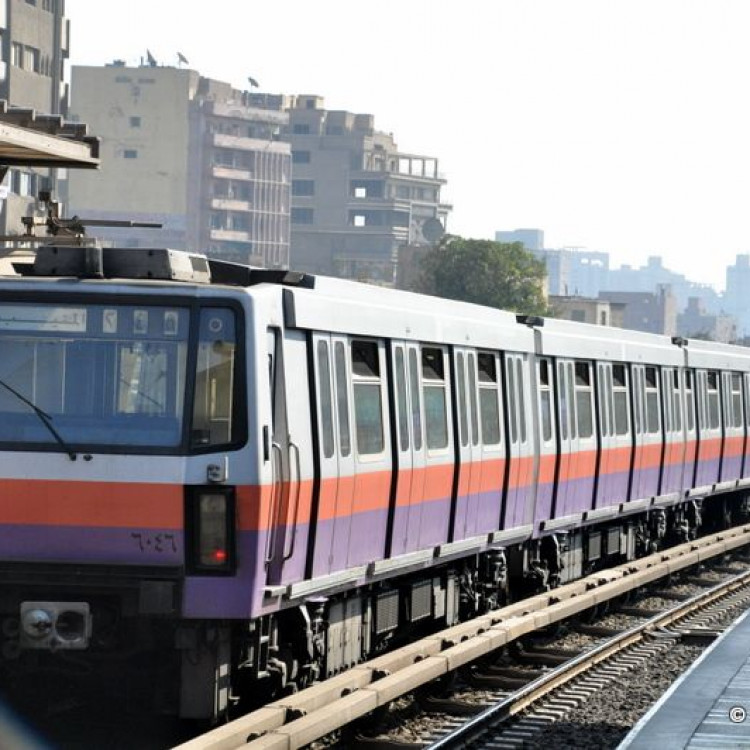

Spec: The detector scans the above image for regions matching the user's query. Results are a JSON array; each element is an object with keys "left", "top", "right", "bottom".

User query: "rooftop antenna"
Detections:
[
  {"left": 146, "top": 49, "right": 157, "bottom": 67},
  {"left": 247, "top": 76, "right": 259, "bottom": 88},
  {"left": 177, "top": 51, "right": 189, "bottom": 67}
]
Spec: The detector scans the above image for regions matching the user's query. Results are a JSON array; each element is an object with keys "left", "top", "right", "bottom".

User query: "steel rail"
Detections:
[
  {"left": 427, "top": 567, "right": 750, "bottom": 749},
  {"left": 174, "top": 523, "right": 750, "bottom": 750}
]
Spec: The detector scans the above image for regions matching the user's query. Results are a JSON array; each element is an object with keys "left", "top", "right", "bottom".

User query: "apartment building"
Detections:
[
  {"left": 68, "top": 64, "right": 291, "bottom": 267},
  {"left": 286, "top": 95, "right": 450, "bottom": 283},
  {"left": 0, "top": 0, "right": 69, "bottom": 235}
]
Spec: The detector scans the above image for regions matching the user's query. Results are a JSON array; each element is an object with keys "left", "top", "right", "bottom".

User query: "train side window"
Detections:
[
  {"left": 633, "top": 368, "right": 644, "bottom": 435},
  {"left": 707, "top": 371, "right": 720, "bottom": 430},
  {"left": 422, "top": 347, "right": 449, "bottom": 451},
  {"left": 612, "top": 364, "right": 629, "bottom": 436},
  {"left": 685, "top": 370, "right": 695, "bottom": 432},
  {"left": 673, "top": 370, "right": 682, "bottom": 432},
  {"left": 567, "top": 361, "right": 577, "bottom": 440},
  {"left": 575, "top": 361, "right": 593, "bottom": 439},
  {"left": 394, "top": 348, "right": 409, "bottom": 451},
  {"left": 352, "top": 339, "right": 384, "bottom": 455},
  {"left": 479, "top": 351, "right": 501, "bottom": 445},
  {"left": 507, "top": 358, "right": 519, "bottom": 444},
  {"left": 468, "top": 354, "right": 479, "bottom": 447},
  {"left": 597, "top": 364, "right": 608, "bottom": 438},
  {"left": 456, "top": 352, "right": 468, "bottom": 448},
  {"left": 334, "top": 342, "right": 351, "bottom": 457},
  {"left": 645, "top": 366, "right": 660, "bottom": 434},
  {"left": 539, "top": 358, "right": 553, "bottom": 443},
  {"left": 662, "top": 369, "right": 672, "bottom": 433},
  {"left": 409, "top": 349, "right": 423, "bottom": 451},
  {"left": 317, "top": 340, "right": 334, "bottom": 459},
  {"left": 191, "top": 307, "right": 239, "bottom": 448},
  {"left": 558, "top": 361, "right": 568, "bottom": 441},
  {"left": 606, "top": 365, "right": 614, "bottom": 437},
  {"left": 732, "top": 373, "right": 743, "bottom": 428},
  {"left": 516, "top": 359, "right": 528, "bottom": 443}
]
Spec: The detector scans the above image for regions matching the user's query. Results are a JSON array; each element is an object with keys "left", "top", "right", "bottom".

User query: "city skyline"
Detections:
[{"left": 65, "top": 0, "right": 750, "bottom": 291}]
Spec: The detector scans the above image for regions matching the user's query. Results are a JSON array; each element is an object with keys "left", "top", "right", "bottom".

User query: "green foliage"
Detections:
[{"left": 412, "top": 236, "right": 549, "bottom": 316}]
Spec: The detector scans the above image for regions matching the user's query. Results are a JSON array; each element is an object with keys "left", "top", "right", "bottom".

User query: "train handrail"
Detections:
[
  {"left": 283, "top": 438, "right": 302, "bottom": 561},
  {"left": 265, "top": 441, "right": 284, "bottom": 565}
]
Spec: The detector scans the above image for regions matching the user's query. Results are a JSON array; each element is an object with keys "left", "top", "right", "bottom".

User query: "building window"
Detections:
[
  {"left": 292, "top": 150, "right": 310, "bottom": 164},
  {"left": 291, "top": 208, "right": 313, "bottom": 225},
  {"left": 10, "top": 43, "right": 22, "bottom": 68},
  {"left": 292, "top": 179, "right": 314, "bottom": 196},
  {"left": 293, "top": 123, "right": 310, "bottom": 135},
  {"left": 123, "top": 150, "right": 138, "bottom": 159},
  {"left": 129, "top": 116, "right": 141, "bottom": 128}
]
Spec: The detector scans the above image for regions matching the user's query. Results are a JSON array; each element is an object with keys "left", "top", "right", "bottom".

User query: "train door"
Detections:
[
  {"left": 554, "top": 359, "right": 596, "bottom": 518},
  {"left": 661, "top": 367, "right": 686, "bottom": 495},
  {"left": 418, "top": 345, "right": 454, "bottom": 547},
  {"left": 683, "top": 369, "right": 698, "bottom": 489},
  {"left": 534, "top": 357, "right": 557, "bottom": 523},
  {"left": 503, "top": 353, "right": 533, "bottom": 528},
  {"left": 451, "top": 348, "right": 482, "bottom": 542},
  {"left": 307, "top": 333, "right": 356, "bottom": 578},
  {"left": 475, "top": 350, "right": 506, "bottom": 532},
  {"left": 389, "top": 341, "right": 427, "bottom": 557},
  {"left": 695, "top": 370, "right": 721, "bottom": 488},
  {"left": 348, "top": 338, "right": 392, "bottom": 568},
  {"left": 743, "top": 373, "right": 750, "bottom": 480},
  {"left": 630, "top": 365, "right": 661, "bottom": 501},
  {"left": 721, "top": 372, "right": 744, "bottom": 482},
  {"left": 595, "top": 361, "right": 617, "bottom": 507},
  {"left": 265, "top": 328, "right": 310, "bottom": 585}
]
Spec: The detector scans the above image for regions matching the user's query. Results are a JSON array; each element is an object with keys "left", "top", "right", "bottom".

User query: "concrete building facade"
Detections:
[
  {"left": 0, "top": 0, "right": 69, "bottom": 236},
  {"left": 677, "top": 297, "right": 737, "bottom": 343},
  {"left": 68, "top": 64, "right": 291, "bottom": 267},
  {"left": 549, "top": 295, "right": 624, "bottom": 328},
  {"left": 287, "top": 95, "right": 450, "bottom": 282},
  {"left": 599, "top": 285, "right": 677, "bottom": 336}
]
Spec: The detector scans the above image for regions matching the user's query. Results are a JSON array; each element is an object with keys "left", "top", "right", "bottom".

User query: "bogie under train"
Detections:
[{"left": 1, "top": 246, "right": 749, "bottom": 720}]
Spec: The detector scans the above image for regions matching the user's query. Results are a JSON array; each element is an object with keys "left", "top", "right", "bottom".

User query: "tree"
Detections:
[{"left": 412, "top": 236, "right": 549, "bottom": 316}]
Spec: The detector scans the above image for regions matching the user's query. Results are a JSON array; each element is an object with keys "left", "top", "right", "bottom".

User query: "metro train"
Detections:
[{"left": 1, "top": 244, "right": 749, "bottom": 721}]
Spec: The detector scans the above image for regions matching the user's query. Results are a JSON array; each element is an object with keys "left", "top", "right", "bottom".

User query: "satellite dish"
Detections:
[{"left": 422, "top": 217, "right": 445, "bottom": 243}]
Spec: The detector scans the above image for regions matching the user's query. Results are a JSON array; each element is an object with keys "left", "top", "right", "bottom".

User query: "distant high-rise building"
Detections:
[
  {"left": 494, "top": 228, "right": 544, "bottom": 251},
  {"left": 68, "top": 64, "right": 291, "bottom": 267},
  {"left": 287, "top": 95, "right": 450, "bottom": 283},
  {"left": 0, "top": 0, "right": 70, "bottom": 236},
  {"left": 724, "top": 254, "right": 750, "bottom": 337},
  {"left": 538, "top": 247, "right": 610, "bottom": 297}
]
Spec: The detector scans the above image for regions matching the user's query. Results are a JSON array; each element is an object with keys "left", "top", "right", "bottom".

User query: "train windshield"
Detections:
[{"left": 0, "top": 302, "right": 192, "bottom": 450}]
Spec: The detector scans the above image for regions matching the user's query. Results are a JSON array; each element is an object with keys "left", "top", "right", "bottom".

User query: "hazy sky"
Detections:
[{"left": 65, "top": 1, "right": 750, "bottom": 290}]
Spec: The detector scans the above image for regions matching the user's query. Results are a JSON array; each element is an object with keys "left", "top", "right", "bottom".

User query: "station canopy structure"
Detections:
[{"left": 0, "top": 100, "right": 99, "bottom": 179}]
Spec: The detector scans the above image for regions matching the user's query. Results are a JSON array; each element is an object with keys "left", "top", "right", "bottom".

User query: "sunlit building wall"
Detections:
[{"left": 68, "top": 63, "right": 291, "bottom": 267}]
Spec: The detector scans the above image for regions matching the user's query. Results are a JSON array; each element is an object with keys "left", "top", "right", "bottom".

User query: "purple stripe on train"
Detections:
[{"left": 0, "top": 524, "right": 183, "bottom": 565}]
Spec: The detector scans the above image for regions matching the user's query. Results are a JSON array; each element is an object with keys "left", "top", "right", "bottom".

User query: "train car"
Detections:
[{"left": 1, "top": 245, "right": 750, "bottom": 722}]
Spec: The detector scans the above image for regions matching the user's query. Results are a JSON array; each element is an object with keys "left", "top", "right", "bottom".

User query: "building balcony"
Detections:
[
  {"left": 210, "top": 198, "right": 253, "bottom": 212},
  {"left": 209, "top": 229, "right": 252, "bottom": 243},
  {"left": 212, "top": 133, "right": 290, "bottom": 155},
  {"left": 212, "top": 165, "right": 254, "bottom": 181}
]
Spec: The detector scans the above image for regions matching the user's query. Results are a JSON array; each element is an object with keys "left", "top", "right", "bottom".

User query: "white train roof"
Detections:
[
  {"left": 536, "top": 316, "right": 684, "bottom": 365},
  {"left": 282, "top": 276, "right": 535, "bottom": 351}
]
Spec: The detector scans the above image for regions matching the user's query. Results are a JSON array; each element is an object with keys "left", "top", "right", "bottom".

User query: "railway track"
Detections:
[
  {"left": 176, "top": 523, "right": 750, "bottom": 750},
  {"left": 423, "top": 566, "right": 750, "bottom": 749}
]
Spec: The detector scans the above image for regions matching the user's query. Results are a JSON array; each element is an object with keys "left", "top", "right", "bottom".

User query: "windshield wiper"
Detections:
[{"left": 0, "top": 377, "right": 78, "bottom": 461}]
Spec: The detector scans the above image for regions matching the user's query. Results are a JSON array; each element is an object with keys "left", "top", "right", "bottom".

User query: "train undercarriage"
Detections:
[{"left": 2, "top": 492, "right": 749, "bottom": 723}]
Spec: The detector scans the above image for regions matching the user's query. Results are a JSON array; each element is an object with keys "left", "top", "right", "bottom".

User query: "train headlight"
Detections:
[
  {"left": 187, "top": 488, "right": 236, "bottom": 574},
  {"left": 21, "top": 608, "right": 53, "bottom": 640}
]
